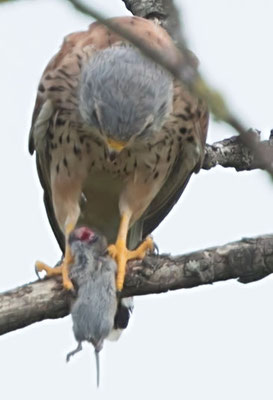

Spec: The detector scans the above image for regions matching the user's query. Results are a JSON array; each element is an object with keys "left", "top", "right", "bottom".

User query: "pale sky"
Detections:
[{"left": 0, "top": 1, "right": 273, "bottom": 399}]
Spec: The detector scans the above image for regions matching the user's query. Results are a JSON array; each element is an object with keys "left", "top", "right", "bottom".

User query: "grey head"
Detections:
[
  {"left": 79, "top": 45, "right": 173, "bottom": 144},
  {"left": 67, "top": 227, "right": 118, "bottom": 387}
]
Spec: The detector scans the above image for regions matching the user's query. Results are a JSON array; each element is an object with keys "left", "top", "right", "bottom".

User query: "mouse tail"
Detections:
[{"left": 95, "top": 349, "right": 100, "bottom": 387}]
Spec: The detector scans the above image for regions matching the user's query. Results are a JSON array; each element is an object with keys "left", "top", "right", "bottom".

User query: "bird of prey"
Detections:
[
  {"left": 66, "top": 226, "right": 133, "bottom": 386},
  {"left": 29, "top": 16, "right": 208, "bottom": 292}
]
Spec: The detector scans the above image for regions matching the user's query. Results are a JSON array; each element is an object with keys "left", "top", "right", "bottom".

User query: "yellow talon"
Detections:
[
  {"left": 35, "top": 244, "right": 75, "bottom": 291},
  {"left": 108, "top": 236, "right": 154, "bottom": 292},
  {"left": 35, "top": 220, "right": 76, "bottom": 290},
  {"left": 35, "top": 261, "right": 63, "bottom": 277},
  {"left": 129, "top": 237, "right": 154, "bottom": 259}
]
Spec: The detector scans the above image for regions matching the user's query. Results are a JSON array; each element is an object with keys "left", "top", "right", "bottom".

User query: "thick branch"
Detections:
[
  {"left": 1, "top": 234, "right": 273, "bottom": 336},
  {"left": 203, "top": 135, "right": 273, "bottom": 171}
]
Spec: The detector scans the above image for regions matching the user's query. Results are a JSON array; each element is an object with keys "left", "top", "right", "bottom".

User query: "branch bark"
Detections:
[
  {"left": 122, "top": 0, "right": 187, "bottom": 47},
  {"left": 203, "top": 135, "right": 273, "bottom": 171},
  {"left": 1, "top": 234, "right": 273, "bottom": 336},
  {"left": 1, "top": 0, "right": 271, "bottom": 339}
]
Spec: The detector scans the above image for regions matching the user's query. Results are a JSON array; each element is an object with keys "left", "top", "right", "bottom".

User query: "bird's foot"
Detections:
[
  {"left": 35, "top": 261, "right": 62, "bottom": 278},
  {"left": 35, "top": 252, "right": 74, "bottom": 291},
  {"left": 108, "top": 237, "right": 154, "bottom": 292}
]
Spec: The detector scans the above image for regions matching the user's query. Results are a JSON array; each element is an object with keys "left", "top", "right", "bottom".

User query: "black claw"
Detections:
[
  {"left": 153, "top": 242, "right": 159, "bottom": 255},
  {"left": 35, "top": 266, "right": 41, "bottom": 280}
]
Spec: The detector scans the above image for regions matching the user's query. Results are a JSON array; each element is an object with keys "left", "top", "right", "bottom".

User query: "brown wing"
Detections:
[
  {"left": 142, "top": 80, "right": 209, "bottom": 238},
  {"left": 28, "top": 16, "right": 182, "bottom": 252}
]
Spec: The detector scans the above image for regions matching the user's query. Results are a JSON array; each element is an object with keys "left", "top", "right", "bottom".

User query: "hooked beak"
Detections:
[{"left": 106, "top": 138, "right": 126, "bottom": 152}]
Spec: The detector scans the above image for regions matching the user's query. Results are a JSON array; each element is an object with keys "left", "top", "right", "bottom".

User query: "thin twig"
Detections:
[{"left": 65, "top": 0, "right": 273, "bottom": 178}]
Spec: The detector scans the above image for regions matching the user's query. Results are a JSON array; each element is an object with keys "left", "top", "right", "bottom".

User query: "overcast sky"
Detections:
[{"left": 0, "top": 1, "right": 273, "bottom": 399}]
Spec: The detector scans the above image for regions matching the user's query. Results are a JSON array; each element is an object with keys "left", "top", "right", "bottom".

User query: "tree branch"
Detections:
[
  {"left": 203, "top": 134, "right": 273, "bottom": 171},
  {"left": 1, "top": 0, "right": 271, "bottom": 338},
  {"left": 122, "top": 0, "right": 187, "bottom": 47},
  {"left": 64, "top": 0, "right": 273, "bottom": 178},
  {"left": 2, "top": 0, "right": 272, "bottom": 173},
  {"left": 1, "top": 234, "right": 273, "bottom": 336}
]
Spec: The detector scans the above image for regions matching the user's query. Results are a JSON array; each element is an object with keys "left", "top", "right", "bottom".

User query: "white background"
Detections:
[{"left": 0, "top": 0, "right": 273, "bottom": 399}]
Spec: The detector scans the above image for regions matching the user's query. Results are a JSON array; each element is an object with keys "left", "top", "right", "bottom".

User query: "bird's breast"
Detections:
[
  {"left": 50, "top": 122, "right": 179, "bottom": 241},
  {"left": 77, "top": 135, "right": 176, "bottom": 241}
]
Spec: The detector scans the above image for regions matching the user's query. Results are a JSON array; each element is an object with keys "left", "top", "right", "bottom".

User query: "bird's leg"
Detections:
[
  {"left": 59, "top": 222, "right": 75, "bottom": 290},
  {"left": 35, "top": 222, "right": 76, "bottom": 290},
  {"left": 108, "top": 212, "right": 154, "bottom": 292}
]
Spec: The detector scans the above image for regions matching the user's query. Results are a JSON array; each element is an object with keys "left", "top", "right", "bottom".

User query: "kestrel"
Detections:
[{"left": 29, "top": 16, "right": 208, "bottom": 292}]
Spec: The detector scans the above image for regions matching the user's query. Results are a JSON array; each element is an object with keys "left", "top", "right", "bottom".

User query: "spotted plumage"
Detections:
[{"left": 29, "top": 16, "right": 208, "bottom": 291}]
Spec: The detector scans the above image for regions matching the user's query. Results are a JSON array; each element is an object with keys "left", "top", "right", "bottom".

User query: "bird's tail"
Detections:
[{"left": 107, "top": 297, "right": 134, "bottom": 341}]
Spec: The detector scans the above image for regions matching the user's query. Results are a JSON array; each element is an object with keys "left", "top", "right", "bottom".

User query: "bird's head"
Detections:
[{"left": 79, "top": 46, "right": 173, "bottom": 151}]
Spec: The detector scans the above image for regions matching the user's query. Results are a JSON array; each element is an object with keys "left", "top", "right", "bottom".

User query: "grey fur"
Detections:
[
  {"left": 69, "top": 233, "right": 117, "bottom": 348},
  {"left": 67, "top": 230, "right": 118, "bottom": 387},
  {"left": 79, "top": 46, "right": 173, "bottom": 142}
]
